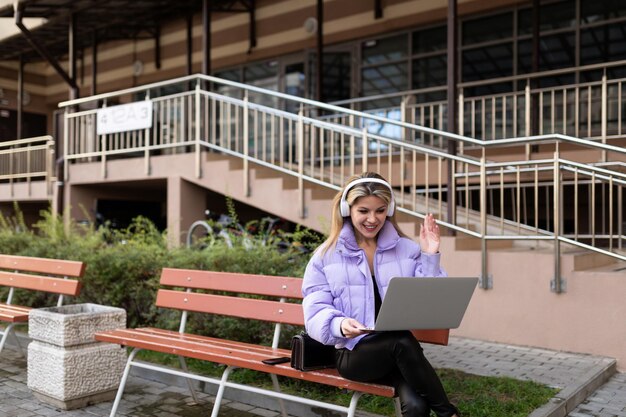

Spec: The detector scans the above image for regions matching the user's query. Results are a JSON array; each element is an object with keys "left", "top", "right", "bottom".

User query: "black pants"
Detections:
[{"left": 336, "top": 331, "right": 458, "bottom": 417}]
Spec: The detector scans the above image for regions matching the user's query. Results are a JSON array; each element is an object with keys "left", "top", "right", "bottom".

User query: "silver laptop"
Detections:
[{"left": 362, "top": 277, "right": 478, "bottom": 331}]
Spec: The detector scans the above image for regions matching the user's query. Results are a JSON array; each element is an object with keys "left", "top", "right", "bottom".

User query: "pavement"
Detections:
[{"left": 0, "top": 335, "right": 623, "bottom": 417}]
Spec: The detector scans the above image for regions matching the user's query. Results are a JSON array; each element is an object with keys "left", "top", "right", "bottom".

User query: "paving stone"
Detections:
[{"left": 1, "top": 337, "right": 624, "bottom": 417}]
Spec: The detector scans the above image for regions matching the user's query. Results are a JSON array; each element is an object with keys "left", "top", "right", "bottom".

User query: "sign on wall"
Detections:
[{"left": 96, "top": 101, "right": 153, "bottom": 135}]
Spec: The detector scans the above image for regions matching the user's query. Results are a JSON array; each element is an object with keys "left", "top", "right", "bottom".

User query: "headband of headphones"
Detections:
[{"left": 339, "top": 177, "right": 395, "bottom": 217}]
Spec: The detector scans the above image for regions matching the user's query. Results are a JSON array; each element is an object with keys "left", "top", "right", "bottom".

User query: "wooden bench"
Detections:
[
  {"left": 95, "top": 268, "right": 449, "bottom": 417},
  {"left": 0, "top": 254, "right": 84, "bottom": 355}
]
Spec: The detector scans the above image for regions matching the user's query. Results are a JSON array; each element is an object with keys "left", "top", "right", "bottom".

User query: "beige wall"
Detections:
[
  {"left": 0, "top": 0, "right": 522, "bottom": 105},
  {"left": 443, "top": 240, "right": 626, "bottom": 371}
]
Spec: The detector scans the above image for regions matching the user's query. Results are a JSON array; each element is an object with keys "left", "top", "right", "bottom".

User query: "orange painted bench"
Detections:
[
  {"left": 0, "top": 254, "right": 84, "bottom": 355},
  {"left": 95, "top": 268, "right": 449, "bottom": 417}
]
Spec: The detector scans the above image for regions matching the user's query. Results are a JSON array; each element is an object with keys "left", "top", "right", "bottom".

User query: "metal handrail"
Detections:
[
  {"left": 60, "top": 76, "right": 626, "bottom": 293},
  {"left": 0, "top": 135, "right": 54, "bottom": 148},
  {"left": 0, "top": 135, "right": 56, "bottom": 195},
  {"left": 60, "top": 74, "right": 626, "bottom": 157}
]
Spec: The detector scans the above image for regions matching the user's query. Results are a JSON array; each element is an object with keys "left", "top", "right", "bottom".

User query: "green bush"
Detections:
[{"left": 0, "top": 206, "right": 310, "bottom": 335}]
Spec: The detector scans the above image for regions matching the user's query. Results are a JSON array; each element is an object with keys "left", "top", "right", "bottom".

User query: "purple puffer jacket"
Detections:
[{"left": 302, "top": 221, "right": 446, "bottom": 350}]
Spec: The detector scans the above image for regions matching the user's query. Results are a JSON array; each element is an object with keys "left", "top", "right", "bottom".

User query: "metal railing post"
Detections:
[
  {"left": 362, "top": 128, "right": 368, "bottom": 173},
  {"left": 458, "top": 88, "right": 464, "bottom": 155},
  {"left": 601, "top": 72, "right": 607, "bottom": 162},
  {"left": 26, "top": 142, "right": 31, "bottom": 192},
  {"left": 479, "top": 156, "right": 491, "bottom": 289},
  {"left": 298, "top": 105, "right": 305, "bottom": 218},
  {"left": 525, "top": 81, "right": 531, "bottom": 160},
  {"left": 400, "top": 97, "right": 407, "bottom": 142},
  {"left": 195, "top": 81, "right": 202, "bottom": 178},
  {"left": 100, "top": 129, "right": 107, "bottom": 178},
  {"left": 618, "top": 186, "right": 623, "bottom": 250},
  {"left": 552, "top": 151, "right": 564, "bottom": 293},
  {"left": 46, "top": 140, "right": 54, "bottom": 195},
  {"left": 243, "top": 91, "right": 250, "bottom": 197},
  {"left": 144, "top": 91, "right": 151, "bottom": 175},
  {"left": 63, "top": 110, "right": 70, "bottom": 181}
]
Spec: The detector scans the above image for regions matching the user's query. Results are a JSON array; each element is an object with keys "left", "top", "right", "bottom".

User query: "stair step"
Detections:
[
  {"left": 454, "top": 237, "right": 514, "bottom": 251},
  {"left": 229, "top": 158, "right": 244, "bottom": 170},
  {"left": 282, "top": 175, "right": 299, "bottom": 189},
  {"left": 569, "top": 250, "right": 618, "bottom": 271},
  {"left": 205, "top": 152, "right": 232, "bottom": 162},
  {"left": 311, "top": 186, "right": 336, "bottom": 201},
  {"left": 254, "top": 166, "right": 284, "bottom": 179}
]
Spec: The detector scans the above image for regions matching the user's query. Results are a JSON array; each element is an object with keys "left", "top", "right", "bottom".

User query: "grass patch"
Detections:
[{"left": 135, "top": 350, "right": 557, "bottom": 416}]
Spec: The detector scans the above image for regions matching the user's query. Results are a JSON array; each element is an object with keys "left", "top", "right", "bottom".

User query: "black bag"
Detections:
[{"left": 290, "top": 332, "right": 336, "bottom": 371}]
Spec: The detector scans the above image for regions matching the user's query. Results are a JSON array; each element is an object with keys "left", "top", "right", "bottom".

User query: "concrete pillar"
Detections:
[
  {"left": 167, "top": 177, "right": 206, "bottom": 247},
  {"left": 64, "top": 184, "right": 97, "bottom": 225}
]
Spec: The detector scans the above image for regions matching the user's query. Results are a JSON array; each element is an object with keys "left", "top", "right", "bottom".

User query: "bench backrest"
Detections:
[
  {"left": 0, "top": 254, "right": 84, "bottom": 303},
  {"left": 156, "top": 268, "right": 449, "bottom": 346},
  {"left": 157, "top": 268, "right": 304, "bottom": 326}
]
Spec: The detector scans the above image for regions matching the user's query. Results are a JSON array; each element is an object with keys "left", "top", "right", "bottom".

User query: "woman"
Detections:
[{"left": 302, "top": 172, "right": 460, "bottom": 417}]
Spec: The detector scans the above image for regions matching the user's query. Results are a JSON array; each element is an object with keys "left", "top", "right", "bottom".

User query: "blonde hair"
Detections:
[{"left": 319, "top": 172, "right": 406, "bottom": 255}]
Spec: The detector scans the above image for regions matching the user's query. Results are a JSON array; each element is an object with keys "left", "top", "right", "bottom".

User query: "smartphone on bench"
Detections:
[{"left": 262, "top": 356, "right": 290, "bottom": 365}]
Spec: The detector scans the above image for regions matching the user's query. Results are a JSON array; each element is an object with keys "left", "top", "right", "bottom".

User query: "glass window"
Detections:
[
  {"left": 582, "top": 0, "right": 626, "bottom": 24},
  {"left": 517, "top": 39, "right": 533, "bottom": 74},
  {"left": 464, "top": 82, "right": 513, "bottom": 97},
  {"left": 412, "top": 55, "right": 447, "bottom": 89},
  {"left": 462, "top": 12, "right": 513, "bottom": 45},
  {"left": 215, "top": 69, "right": 241, "bottom": 82},
  {"left": 518, "top": 32, "right": 575, "bottom": 74},
  {"left": 362, "top": 34, "right": 408, "bottom": 65},
  {"left": 309, "top": 52, "right": 352, "bottom": 103},
  {"left": 361, "top": 62, "right": 408, "bottom": 96},
  {"left": 285, "top": 63, "right": 305, "bottom": 97},
  {"left": 284, "top": 63, "right": 305, "bottom": 113},
  {"left": 244, "top": 61, "right": 278, "bottom": 84},
  {"left": 581, "top": 23, "right": 626, "bottom": 65},
  {"left": 538, "top": 32, "right": 576, "bottom": 71},
  {"left": 412, "top": 26, "right": 446, "bottom": 54},
  {"left": 244, "top": 61, "right": 279, "bottom": 108},
  {"left": 518, "top": 0, "right": 575, "bottom": 36},
  {"left": 462, "top": 43, "right": 513, "bottom": 81}
]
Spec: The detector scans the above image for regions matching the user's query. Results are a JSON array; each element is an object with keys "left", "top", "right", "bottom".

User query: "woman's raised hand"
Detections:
[{"left": 419, "top": 213, "right": 440, "bottom": 254}]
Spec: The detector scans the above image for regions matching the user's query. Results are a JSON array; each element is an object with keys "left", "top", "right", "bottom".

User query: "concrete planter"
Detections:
[{"left": 27, "top": 303, "right": 127, "bottom": 410}]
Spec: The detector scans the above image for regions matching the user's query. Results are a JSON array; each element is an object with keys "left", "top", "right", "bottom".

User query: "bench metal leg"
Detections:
[
  {"left": 0, "top": 323, "right": 27, "bottom": 358},
  {"left": 211, "top": 365, "right": 234, "bottom": 417},
  {"left": 0, "top": 323, "right": 20, "bottom": 356},
  {"left": 0, "top": 324, "right": 13, "bottom": 354},
  {"left": 109, "top": 348, "right": 141, "bottom": 417},
  {"left": 270, "top": 373, "right": 289, "bottom": 417},
  {"left": 178, "top": 355, "right": 200, "bottom": 405},
  {"left": 347, "top": 392, "right": 363, "bottom": 417}
]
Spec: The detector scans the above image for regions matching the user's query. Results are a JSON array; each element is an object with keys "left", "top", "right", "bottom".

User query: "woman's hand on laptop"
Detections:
[{"left": 340, "top": 318, "right": 371, "bottom": 338}]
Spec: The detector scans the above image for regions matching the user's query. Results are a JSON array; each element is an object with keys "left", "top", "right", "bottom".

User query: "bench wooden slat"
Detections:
[
  {"left": 160, "top": 269, "right": 303, "bottom": 299},
  {"left": 95, "top": 327, "right": 395, "bottom": 397},
  {"left": 0, "top": 271, "right": 81, "bottom": 296},
  {"left": 0, "top": 254, "right": 85, "bottom": 277},
  {"left": 132, "top": 328, "right": 289, "bottom": 356},
  {"left": 156, "top": 289, "right": 305, "bottom": 326},
  {"left": 0, "top": 304, "right": 32, "bottom": 322},
  {"left": 411, "top": 329, "right": 449, "bottom": 346}
]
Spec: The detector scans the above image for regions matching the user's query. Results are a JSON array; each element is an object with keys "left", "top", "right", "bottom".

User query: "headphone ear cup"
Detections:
[
  {"left": 387, "top": 200, "right": 395, "bottom": 217},
  {"left": 339, "top": 199, "right": 349, "bottom": 217}
]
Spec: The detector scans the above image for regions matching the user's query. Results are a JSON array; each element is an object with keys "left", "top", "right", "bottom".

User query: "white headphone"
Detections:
[{"left": 339, "top": 178, "right": 395, "bottom": 217}]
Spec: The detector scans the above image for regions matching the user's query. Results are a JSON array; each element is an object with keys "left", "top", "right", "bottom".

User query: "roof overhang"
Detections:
[{"left": 0, "top": 0, "right": 254, "bottom": 63}]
